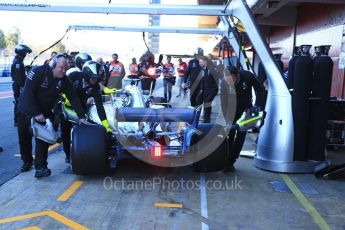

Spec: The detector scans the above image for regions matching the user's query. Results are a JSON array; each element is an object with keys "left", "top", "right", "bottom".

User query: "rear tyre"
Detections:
[
  {"left": 192, "top": 123, "right": 229, "bottom": 172},
  {"left": 71, "top": 124, "right": 109, "bottom": 175}
]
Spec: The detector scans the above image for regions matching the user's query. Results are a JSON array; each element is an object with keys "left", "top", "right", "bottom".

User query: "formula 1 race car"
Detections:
[{"left": 63, "top": 80, "right": 229, "bottom": 175}]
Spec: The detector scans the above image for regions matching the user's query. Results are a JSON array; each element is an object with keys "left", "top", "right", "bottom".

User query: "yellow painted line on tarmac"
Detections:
[
  {"left": 47, "top": 210, "right": 89, "bottom": 230},
  {"left": 154, "top": 202, "right": 183, "bottom": 208},
  {"left": 281, "top": 174, "right": 331, "bottom": 230},
  {"left": 0, "top": 210, "right": 89, "bottom": 230},
  {"left": 48, "top": 143, "right": 60, "bottom": 151},
  {"left": 18, "top": 226, "right": 42, "bottom": 230},
  {"left": 0, "top": 211, "right": 47, "bottom": 224},
  {"left": 57, "top": 181, "right": 84, "bottom": 202}
]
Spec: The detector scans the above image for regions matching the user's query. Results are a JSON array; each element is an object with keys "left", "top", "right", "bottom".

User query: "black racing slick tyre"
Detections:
[
  {"left": 193, "top": 123, "right": 229, "bottom": 172},
  {"left": 71, "top": 124, "right": 109, "bottom": 175}
]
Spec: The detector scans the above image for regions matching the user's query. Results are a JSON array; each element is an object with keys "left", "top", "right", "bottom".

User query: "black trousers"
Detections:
[
  {"left": 163, "top": 78, "right": 173, "bottom": 103},
  {"left": 12, "top": 83, "right": 21, "bottom": 123},
  {"left": 17, "top": 112, "right": 33, "bottom": 164},
  {"left": 34, "top": 138, "right": 49, "bottom": 169},
  {"left": 228, "top": 107, "right": 247, "bottom": 165},
  {"left": 190, "top": 84, "right": 203, "bottom": 107},
  {"left": 60, "top": 118, "right": 73, "bottom": 158},
  {"left": 141, "top": 78, "right": 156, "bottom": 92},
  {"left": 202, "top": 90, "right": 217, "bottom": 123}
]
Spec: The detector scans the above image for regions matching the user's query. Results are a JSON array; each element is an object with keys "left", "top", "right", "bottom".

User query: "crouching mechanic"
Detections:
[
  {"left": 17, "top": 54, "right": 88, "bottom": 178},
  {"left": 220, "top": 66, "right": 264, "bottom": 172},
  {"left": 61, "top": 60, "right": 113, "bottom": 163}
]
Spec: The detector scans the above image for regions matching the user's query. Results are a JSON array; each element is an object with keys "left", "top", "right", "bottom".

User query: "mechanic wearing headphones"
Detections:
[
  {"left": 61, "top": 60, "right": 112, "bottom": 163},
  {"left": 17, "top": 54, "right": 87, "bottom": 178},
  {"left": 11, "top": 44, "right": 32, "bottom": 127},
  {"left": 220, "top": 66, "right": 264, "bottom": 172}
]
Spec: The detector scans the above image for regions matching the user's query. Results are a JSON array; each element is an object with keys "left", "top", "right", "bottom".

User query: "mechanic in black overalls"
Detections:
[
  {"left": 183, "top": 48, "right": 203, "bottom": 107},
  {"left": 11, "top": 44, "right": 32, "bottom": 127},
  {"left": 17, "top": 54, "right": 87, "bottom": 178},
  {"left": 198, "top": 56, "right": 220, "bottom": 123},
  {"left": 60, "top": 60, "right": 112, "bottom": 163},
  {"left": 220, "top": 66, "right": 264, "bottom": 172}
]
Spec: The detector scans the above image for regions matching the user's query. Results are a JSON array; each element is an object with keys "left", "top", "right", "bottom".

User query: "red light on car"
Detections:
[
  {"left": 152, "top": 145, "right": 162, "bottom": 158},
  {"left": 147, "top": 67, "right": 156, "bottom": 76}
]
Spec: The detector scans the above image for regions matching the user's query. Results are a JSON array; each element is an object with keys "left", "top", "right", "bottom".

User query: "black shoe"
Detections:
[
  {"left": 35, "top": 168, "right": 51, "bottom": 178},
  {"left": 21, "top": 162, "right": 33, "bottom": 172},
  {"left": 65, "top": 156, "right": 71, "bottom": 163},
  {"left": 223, "top": 164, "right": 236, "bottom": 173}
]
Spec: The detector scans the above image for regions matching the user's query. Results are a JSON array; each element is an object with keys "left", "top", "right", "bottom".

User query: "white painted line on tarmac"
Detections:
[
  {"left": 200, "top": 173, "right": 209, "bottom": 230},
  {"left": 0, "top": 96, "right": 12, "bottom": 100},
  {"left": 0, "top": 91, "right": 13, "bottom": 100}
]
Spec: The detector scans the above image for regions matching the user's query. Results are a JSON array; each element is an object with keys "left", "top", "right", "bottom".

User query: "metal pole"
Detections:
[
  {"left": 0, "top": 2, "right": 227, "bottom": 16},
  {"left": 68, "top": 25, "right": 226, "bottom": 35}
]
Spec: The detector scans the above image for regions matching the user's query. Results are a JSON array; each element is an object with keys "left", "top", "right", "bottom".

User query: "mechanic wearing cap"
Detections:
[
  {"left": 108, "top": 53, "right": 125, "bottom": 89},
  {"left": 11, "top": 44, "right": 32, "bottom": 127},
  {"left": 61, "top": 60, "right": 112, "bottom": 163},
  {"left": 17, "top": 54, "right": 87, "bottom": 178},
  {"left": 220, "top": 66, "right": 264, "bottom": 172}
]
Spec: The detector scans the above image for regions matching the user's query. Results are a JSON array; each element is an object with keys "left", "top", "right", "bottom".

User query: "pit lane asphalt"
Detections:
[{"left": 0, "top": 82, "right": 22, "bottom": 186}]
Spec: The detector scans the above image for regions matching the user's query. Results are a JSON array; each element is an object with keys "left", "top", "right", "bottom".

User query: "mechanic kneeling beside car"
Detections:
[
  {"left": 60, "top": 60, "right": 113, "bottom": 163},
  {"left": 17, "top": 54, "right": 88, "bottom": 178}
]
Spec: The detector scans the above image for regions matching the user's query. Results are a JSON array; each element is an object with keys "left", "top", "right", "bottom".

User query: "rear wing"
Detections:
[{"left": 116, "top": 107, "right": 200, "bottom": 126}]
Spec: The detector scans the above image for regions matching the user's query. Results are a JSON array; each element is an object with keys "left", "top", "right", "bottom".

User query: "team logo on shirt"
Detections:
[
  {"left": 56, "top": 80, "right": 62, "bottom": 90},
  {"left": 72, "top": 80, "right": 80, "bottom": 88},
  {"left": 27, "top": 70, "right": 35, "bottom": 80},
  {"left": 241, "top": 82, "right": 247, "bottom": 90}
]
